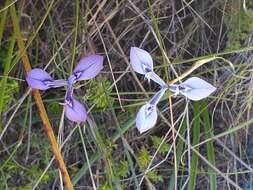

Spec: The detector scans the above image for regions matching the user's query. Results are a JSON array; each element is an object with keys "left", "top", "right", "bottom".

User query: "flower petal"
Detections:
[
  {"left": 136, "top": 103, "right": 158, "bottom": 134},
  {"left": 146, "top": 72, "right": 167, "bottom": 87},
  {"left": 149, "top": 88, "right": 167, "bottom": 106},
  {"left": 26, "top": 69, "right": 53, "bottom": 90},
  {"left": 64, "top": 97, "right": 87, "bottom": 123},
  {"left": 179, "top": 77, "right": 216, "bottom": 101},
  {"left": 73, "top": 54, "right": 104, "bottom": 81},
  {"left": 45, "top": 80, "right": 68, "bottom": 88},
  {"left": 130, "top": 47, "right": 153, "bottom": 75}
]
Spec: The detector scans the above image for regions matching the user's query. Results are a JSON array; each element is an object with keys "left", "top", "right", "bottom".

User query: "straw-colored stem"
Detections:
[{"left": 10, "top": 4, "right": 74, "bottom": 190}]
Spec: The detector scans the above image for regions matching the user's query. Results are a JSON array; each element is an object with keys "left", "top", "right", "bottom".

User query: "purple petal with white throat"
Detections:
[
  {"left": 179, "top": 77, "right": 216, "bottom": 101},
  {"left": 136, "top": 103, "right": 158, "bottom": 134},
  {"left": 64, "top": 95, "right": 87, "bottom": 123},
  {"left": 130, "top": 47, "right": 153, "bottom": 75},
  {"left": 73, "top": 54, "right": 104, "bottom": 81},
  {"left": 26, "top": 69, "right": 54, "bottom": 90}
]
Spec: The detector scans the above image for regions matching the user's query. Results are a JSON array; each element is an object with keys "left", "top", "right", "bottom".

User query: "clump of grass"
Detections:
[{"left": 86, "top": 77, "right": 113, "bottom": 110}]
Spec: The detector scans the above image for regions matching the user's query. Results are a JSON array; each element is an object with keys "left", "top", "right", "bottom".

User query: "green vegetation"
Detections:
[
  {"left": 1, "top": 0, "right": 253, "bottom": 189},
  {"left": 224, "top": 1, "right": 253, "bottom": 50}
]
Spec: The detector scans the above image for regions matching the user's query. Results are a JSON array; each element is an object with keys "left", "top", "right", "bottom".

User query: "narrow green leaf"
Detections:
[
  {"left": 72, "top": 117, "right": 135, "bottom": 185},
  {"left": 188, "top": 101, "right": 200, "bottom": 190},
  {"left": 0, "top": 0, "right": 9, "bottom": 46},
  {"left": 0, "top": 36, "right": 15, "bottom": 119},
  {"left": 201, "top": 100, "right": 217, "bottom": 190}
]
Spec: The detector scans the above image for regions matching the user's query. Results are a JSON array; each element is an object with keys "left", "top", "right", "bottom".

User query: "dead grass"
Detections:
[{"left": 1, "top": 0, "right": 253, "bottom": 189}]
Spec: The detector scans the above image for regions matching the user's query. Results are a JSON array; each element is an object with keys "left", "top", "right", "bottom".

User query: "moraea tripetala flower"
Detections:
[
  {"left": 26, "top": 69, "right": 68, "bottom": 90},
  {"left": 168, "top": 77, "right": 216, "bottom": 101},
  {"left": 68, "top": 55, "right": 104, "bottom": 85},
  {"left": 130, "top": 47, "right": 166, "bottom": 86},
  {"left": 130, "top": 47, "right": 216, "bottom": 133},
  {"left": 64, "top": 86, "right": 87, "bottom": 123},
  {"left": 136, "top": 88, "right": 166, "bottom": 133},
  {"left": 26, "top": 54, "right": 104, "bottom": 123}
]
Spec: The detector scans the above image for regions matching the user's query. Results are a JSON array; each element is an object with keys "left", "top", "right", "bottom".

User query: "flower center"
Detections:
[
  {"left": 65, "top": 96, "right": 73, "bottom": 108},
  {"left": 74, "top": 71, "right": 82, "bottom": 80},
  {"left": 178, "top": 84, "right": 192, "bottom": 92},
  {"left": 145, "top": 104, "right": 154, "bottom": 116},
  {"left": 43, "top": 79, "right": 55, "bottom": 87},
  {"left": 141, "top": 62, "right": 152, "bottom": 73}
]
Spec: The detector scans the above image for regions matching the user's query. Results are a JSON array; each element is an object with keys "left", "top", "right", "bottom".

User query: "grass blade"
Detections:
[
  {"left": 72, "top": 117, "right": 135, "bottom": 185},
  {"left": 0, "top": 0, "right": 8, "bottom": 46},
  {"left": 201, "top": 100, "right": 217, "bottom": 190},
  {"left": 0, "top": 36, "right": 15, "bottom": 119},
  {"left": 187, "top": 101, "right": 200, "bottom": 190}
]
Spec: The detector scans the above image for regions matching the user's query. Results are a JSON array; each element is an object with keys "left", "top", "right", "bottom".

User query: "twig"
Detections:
[{"left": 10, "top": 4, "right": 74, "bottom": 190}]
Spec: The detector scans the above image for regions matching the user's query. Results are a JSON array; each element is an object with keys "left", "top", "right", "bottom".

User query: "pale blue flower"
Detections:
[{"left": 130, "top": 47, "right": 217, "bottom": 133}]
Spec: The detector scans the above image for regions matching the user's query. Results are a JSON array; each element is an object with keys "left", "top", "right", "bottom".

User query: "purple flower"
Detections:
[
  {"left": 168, "top": 77, "right": 216, "bottom": 101},
  {"left": 64, "top": 86, "right": 87, "bottom": 123},
  {"left": 26, "top": 69, "right": 53, "bottom": 90},
  {"left": 26, "top": 69, "right": 67, "bottom": 90},
  {"left": 130, "top": 47, "right": 166, "bottom": 86},
  {"left": 69, "top": 54, "right": 104, "bottom": 84},
  {"left": 135, "top": 88, "right": 166, "bottom": 133},
  {"left": 26, "top": 54, "right": 104, "bottom": 123}
]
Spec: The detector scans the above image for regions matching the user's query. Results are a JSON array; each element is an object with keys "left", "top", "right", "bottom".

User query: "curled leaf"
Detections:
[
  {"left": 64, "top": 87, "right": 87, "bottom": 123},
  {"left": 72, "top": 54, "right": 104, "bottom": 82},
  {"left": 136, "top": 103, "right": 158, "bottom": 134},
  {"left": 130, "top": 47, "right": 153, "bottom": 75},
  {"left": 26, "top": 69, "right": 67, "bottom": 90},
  {"left": 194, "top": 57, "right": 217, "bottom": 66}
]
